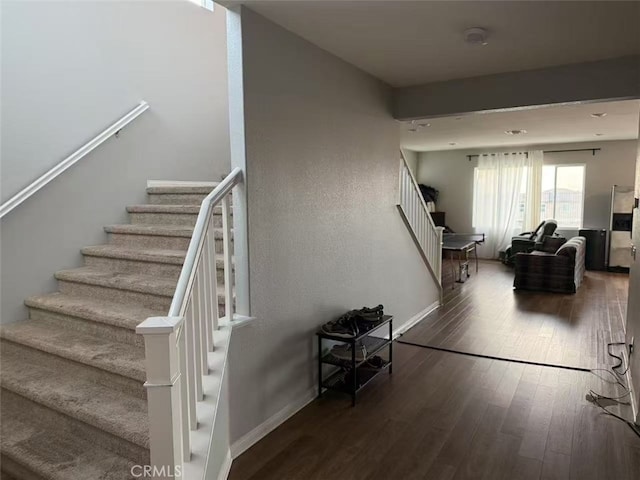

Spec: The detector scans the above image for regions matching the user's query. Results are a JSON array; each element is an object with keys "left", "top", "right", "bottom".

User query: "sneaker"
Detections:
[
  {"left": 356, "top": 304, "right": 384, "bottom": 319},
  {"left": 352, "top": 305, "right": 384, "bottom": 332},
  {"left": 331, "top": 343, "right": 367, "bottom": 362},
  {"left": 363, "top": 355, "right": 385, "bottom": 369},
  {"left": 321, "top": 312, "right": 359, "bottom": 338}
]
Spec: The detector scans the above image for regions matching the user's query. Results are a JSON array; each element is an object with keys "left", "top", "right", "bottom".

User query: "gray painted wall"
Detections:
[
  {"left": 228, "top": 8, "right": 438, "bottom": 444},
  {"left": 416, "top": 140, "right": 637, "bottom": 237},
  {"left": 394, "top": 56, "right": 640, "bottom": 120},
  {"left": 0, "top": 1, "right": 230, "bottom": 323}
]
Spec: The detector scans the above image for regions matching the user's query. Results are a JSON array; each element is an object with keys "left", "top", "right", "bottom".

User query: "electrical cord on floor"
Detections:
[
  {"left": 587, "top": 341, "right": 639, "bottom": 439},
  {"left": 589, "top": 394, "right": 640, "bottom": 439}
]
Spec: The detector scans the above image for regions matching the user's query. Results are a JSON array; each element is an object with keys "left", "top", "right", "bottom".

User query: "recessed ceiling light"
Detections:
[
  {"left": 464, "top": 27, "right": 488, "bottom": 46},
  {"left": 591, "top": 113, "right": 607, "bottom": 118},
  {"left": 505, "top": 129, "right": 527, "bottom": 135},
  {"left": 449, "top": 142, "right": 457, "bottom": 146}
]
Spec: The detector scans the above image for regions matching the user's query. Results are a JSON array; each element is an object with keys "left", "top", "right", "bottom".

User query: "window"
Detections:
[{"left": 541, "top": 165, "right": 585, "bottom": 228}]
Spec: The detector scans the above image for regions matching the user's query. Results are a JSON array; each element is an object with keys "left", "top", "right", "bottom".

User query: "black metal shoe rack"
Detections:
[{"left": 316, "top": 315, "right": 393, "bottom": 406}]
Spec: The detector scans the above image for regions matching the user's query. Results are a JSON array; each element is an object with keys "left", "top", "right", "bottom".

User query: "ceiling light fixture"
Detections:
[
  {"left": 505, "top": 129, "right": 527, "bottom": 135},
  {"left": 591, "top": 113, "right": 607, "bottom": 118},
  {"left": 464, "top": 27, "right": 489, "bottom": 46}
]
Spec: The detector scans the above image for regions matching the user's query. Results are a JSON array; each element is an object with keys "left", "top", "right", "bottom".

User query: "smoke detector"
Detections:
[{"left": 464, "top": 27, "right": 489, "bottom": 46}]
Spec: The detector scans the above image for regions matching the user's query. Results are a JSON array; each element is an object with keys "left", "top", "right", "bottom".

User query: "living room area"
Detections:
[{"left": 397, "top": 98, "right": 639, "bottom": 383}]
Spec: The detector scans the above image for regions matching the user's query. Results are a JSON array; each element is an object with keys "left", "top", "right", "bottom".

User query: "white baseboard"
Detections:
[
  {"left": 230, "top": 387, "right": 317, "bottom": 459},
  {"left": 624, "top": 356, "right": 639, "bottom": 426},
  {"left": 393, "top": 300, "right": 440, "bottom": 339},
  {"left": 217, "top": 448, "right": 233, "bottom": 480}
]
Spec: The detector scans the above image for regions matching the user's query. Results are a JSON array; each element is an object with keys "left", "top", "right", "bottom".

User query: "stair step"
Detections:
[
  {"left": 25, "top": 292, "right": 162, "bottom": 346},
  {"left": 0, "top": 348, "right": 149, "bottom": 453},
  {"left": 105, "top": 224, "right": 233, "bottom": 251},
  {"left": 127, "top": 204, "right": 231, "bottom": 227},
  {"left": 0, "top": 321, "right": 145, "bottom": 383},
  {"left": 55, "top": 267, "right": 176, "bottom": 311},
  {"left": 146, "top": 185, "right": 217, "bottom": 194},
  {"left": 1, "top": 339, "right": 145, "bottom": 400},
  {"left": 105, "top": 224, "right": 193, "bottom": 250},
  {"left": 82, "top": 244, "right": 186, "bottom": 279},
  {"left": 146, "top": 185, "right": 217, "bottom": 206},
  {"left": 1, "top": 391, "right": 137, "bottom": 479},
  {"left": 82, "top": 244, "right": 230, "bottom": 281}
]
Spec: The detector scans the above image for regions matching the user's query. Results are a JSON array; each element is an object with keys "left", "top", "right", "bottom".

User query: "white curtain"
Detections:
[{"left": 473, "top": 151, "right": 543, "bottom": 259}]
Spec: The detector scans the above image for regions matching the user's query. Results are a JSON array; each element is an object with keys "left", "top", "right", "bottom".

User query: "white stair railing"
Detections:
[
  {"left": 396, "top": 156, "right": 444, "bottom": 297},
  {"left": 137, "top": 167, "right": 249, "bottom": 479}
]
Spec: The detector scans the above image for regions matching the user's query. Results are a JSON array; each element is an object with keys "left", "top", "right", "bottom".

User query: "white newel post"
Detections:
[{"left": 136, "top": 316, "right": 184, "bottom": 479}]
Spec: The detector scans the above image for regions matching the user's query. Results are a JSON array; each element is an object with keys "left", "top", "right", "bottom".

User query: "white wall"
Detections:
[
  {"left": 0, "top": 1, "right": 230, "bottom": 323},
  {"left": 401, "top": 148, "right": 419, "bottom": 177},
  {"left": 228, "top": 8, "right": 438, "bottom": 446},
  {"left": 416, "top": 140, "right": 637, "bottom": 236}
]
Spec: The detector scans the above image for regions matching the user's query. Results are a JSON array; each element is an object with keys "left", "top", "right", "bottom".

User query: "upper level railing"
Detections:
[
  {"left": 0, "top": 101, "right": 149, "bottom": 219},
  {"left": 396, "top": 155, "right": 443, "bottom": 298},
  {"left": 137, "top": 167, "right": 248, "bottom": 479}
]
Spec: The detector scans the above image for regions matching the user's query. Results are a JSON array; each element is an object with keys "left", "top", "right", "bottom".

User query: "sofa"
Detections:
[{"left": 513, "top": 236, "right": 586, "bottom": 293}]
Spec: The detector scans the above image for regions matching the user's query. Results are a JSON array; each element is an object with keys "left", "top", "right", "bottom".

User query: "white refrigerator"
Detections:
[{"left": 609, "top": 185, "right": 634, "bottom": 270}]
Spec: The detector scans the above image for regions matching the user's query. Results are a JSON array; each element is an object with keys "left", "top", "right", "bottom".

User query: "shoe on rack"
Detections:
[
  {"left": 362, "top": 355, "right": 385, "bottom": 369},
  {"left": 351, "top": 304, "right": 384, "bottom": 332},
  {"left": 321, "top": 312, "right": 359, "bottom": 338},
  {"left": 331, "top": 343, "right": 367, "bottom": 362},
  {"left": 356, "top": 304, "right": 384, "bottom": 318}
]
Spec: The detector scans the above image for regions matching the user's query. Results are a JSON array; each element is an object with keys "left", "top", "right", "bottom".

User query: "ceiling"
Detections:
[
  {"left": 232, "top": 1, "right": 640, "bottom": 87},
  {"left": 400, "top": 99, "right": 640, "bottom": 152}
]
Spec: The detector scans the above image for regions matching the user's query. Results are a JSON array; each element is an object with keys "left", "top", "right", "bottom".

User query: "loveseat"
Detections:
[{"left": 513, "top": 236, "right": 586, "bottom": 293}]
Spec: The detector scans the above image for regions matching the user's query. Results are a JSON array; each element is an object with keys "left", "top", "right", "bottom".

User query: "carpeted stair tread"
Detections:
[
  {"left": 1, "top": 399, "right": 137, "bottom": 480},
  {"left": 105, "top": 224, "right": 232, "bottom": 240},
  {"left": 0, "top": 321, "right": 145, "bottom": 381},
  {"left": 146, "top": 185, "right": 217, "bottom": 194},
  {"left": 54, "top": 267, "right": 176, "bottom": 298},
  {"left": 0, "top": 350, "right": 149, "bottom": 449},
  {"left": 82, "top": 244, "right": 187, "bottom": 265},
  {"left": 25, "top": 293, "right": 163, "bottom": 331},
  {"left": 104, "top": 224, "right": 194, "bottom": 237},
  {"left": 126, "top": 204, "right": 201, "bottom": 214}
]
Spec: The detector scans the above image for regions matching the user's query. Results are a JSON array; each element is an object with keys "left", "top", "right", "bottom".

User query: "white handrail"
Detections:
[
  {"left": 0, "top": 101, "right": 149, "bottom": 219},
  {"left": 170, "top": 167, "right": 242, "bottom": 317},
  {"left": 396, "top": 154, "right": 443, "bottom": 297}
]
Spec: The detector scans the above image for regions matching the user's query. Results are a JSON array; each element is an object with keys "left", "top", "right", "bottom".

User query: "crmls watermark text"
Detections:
[{"left": 131, "top": 465, "right": 183, "bottom": 478}]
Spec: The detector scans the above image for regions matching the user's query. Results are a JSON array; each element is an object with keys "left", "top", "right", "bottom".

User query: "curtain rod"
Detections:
[{"left": 466, "top": 147, "right": 601, "bottom": 161}]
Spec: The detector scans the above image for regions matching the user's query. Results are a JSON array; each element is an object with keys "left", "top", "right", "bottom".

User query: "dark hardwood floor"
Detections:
[
  {"left": 400, "top": 260, "right": 629, "bottom": 370},
  {"left": 229, "top": 262, "right": 638, "bottom": 480},
  {"left": 229, "top": 344, "right": 639, "bottom": 480}
]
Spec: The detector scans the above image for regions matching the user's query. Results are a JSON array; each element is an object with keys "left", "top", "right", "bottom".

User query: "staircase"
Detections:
[{"left": 0, "top": 184, "right": 226, "bottom": 479}]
